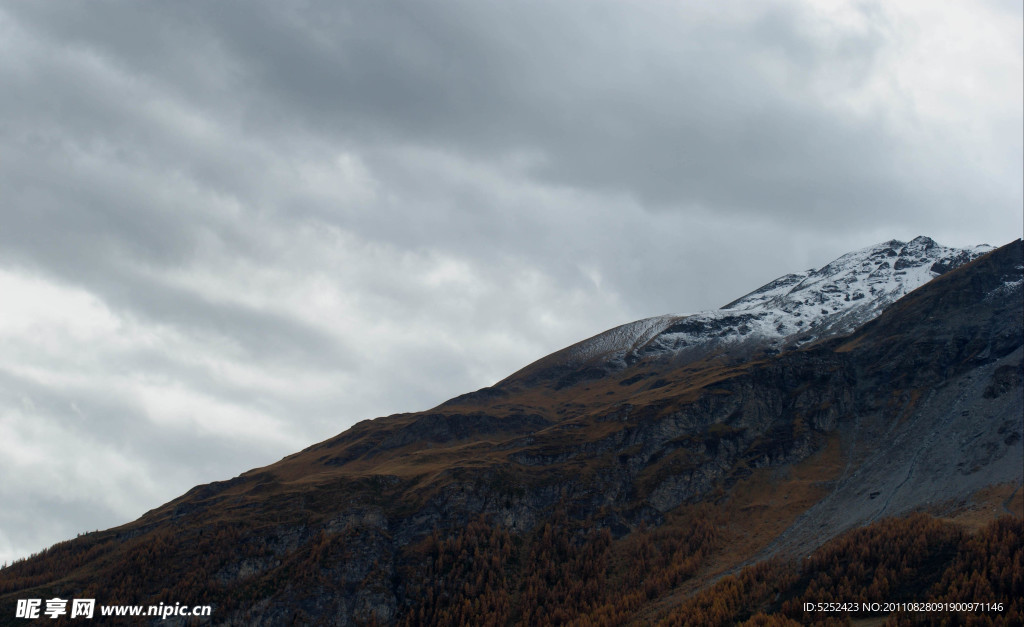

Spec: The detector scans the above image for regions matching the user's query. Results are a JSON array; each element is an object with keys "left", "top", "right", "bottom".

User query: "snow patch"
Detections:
[{"left": 563, "top": 238, "right": 993, "bottom": 367}]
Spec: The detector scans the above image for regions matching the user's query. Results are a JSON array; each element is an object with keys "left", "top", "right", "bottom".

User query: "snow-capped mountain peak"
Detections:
[
  {"left": 721, "top": 236, "right": 992, "bottom": 338},
  {"left": 559, "top": 237, "right": 992, "bottom": 369}
]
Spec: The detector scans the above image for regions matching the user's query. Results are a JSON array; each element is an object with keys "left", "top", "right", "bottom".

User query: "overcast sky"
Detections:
[{"left": 1, "top": 0, "right": 1021, "bottom": 564}]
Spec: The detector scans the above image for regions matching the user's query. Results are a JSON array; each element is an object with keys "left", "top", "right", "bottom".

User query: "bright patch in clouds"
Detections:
[{"left": 0, "top": 270, "right": 120, "bottom": 344}]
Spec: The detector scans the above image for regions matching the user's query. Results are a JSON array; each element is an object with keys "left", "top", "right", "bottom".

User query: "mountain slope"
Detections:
[
  {"left": 506, "top": 236, "right": 991, "bottom": 390},
  {"left": 0, "top": 238, "right": 1020, "bottom": 626}
]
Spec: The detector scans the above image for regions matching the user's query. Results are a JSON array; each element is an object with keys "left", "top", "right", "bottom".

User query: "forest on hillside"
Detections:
[{"left": 9, "top": 510, "right": 1018, "bottom": 625}]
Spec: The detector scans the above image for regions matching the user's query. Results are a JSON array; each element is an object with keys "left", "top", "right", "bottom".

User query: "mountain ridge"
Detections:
[
  {"left": 1, "top": 237, "right": 1020, "bottom": 626},
  {"left": 490, "top": 235, "right": 992, "bottom": 394}
]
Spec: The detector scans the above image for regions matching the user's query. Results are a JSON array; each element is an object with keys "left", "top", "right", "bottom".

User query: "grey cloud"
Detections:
[
  {"left": 6, "top": 0, "right": 1019, "bottom": 255},
  {"left": 202, "top": 3, "right": 938, "bottom": 221},
  {"left": 225, "top": 1, "right": 1013, "bottom": 229},
  {"left": 0, "top": 366, "right": 285, "bottom": 462},
  {"left": 0, "top": 366, "right": 296, "bottom": 560},
  {"left": 0, "top": 226, "right": 354, "bottom": 370}
]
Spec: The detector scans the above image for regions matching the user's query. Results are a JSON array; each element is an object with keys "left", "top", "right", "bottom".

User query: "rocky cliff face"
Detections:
[{"left": 1, "top": 239, "right": 1020, "bottom": 626}]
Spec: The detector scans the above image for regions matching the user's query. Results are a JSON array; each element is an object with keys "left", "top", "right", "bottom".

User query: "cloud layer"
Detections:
[{"left": 0, "top": 0, "right": 1020, "bottom": 563}]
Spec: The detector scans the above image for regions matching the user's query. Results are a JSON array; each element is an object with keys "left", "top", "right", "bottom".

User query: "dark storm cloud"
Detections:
[
  {"left": 218, "top": 0, "right": 907, "bottom": 219},
  {"left": 5, "top": 0, "right": 1020, "bottom": 277},
  {"left": 6, "top": 0, "right": 960, "bottom": 225}
]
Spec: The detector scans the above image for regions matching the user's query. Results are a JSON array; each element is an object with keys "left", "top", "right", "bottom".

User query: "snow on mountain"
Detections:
[{"left": 563, "top": 237, "right": 993, "bottom": 368}]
